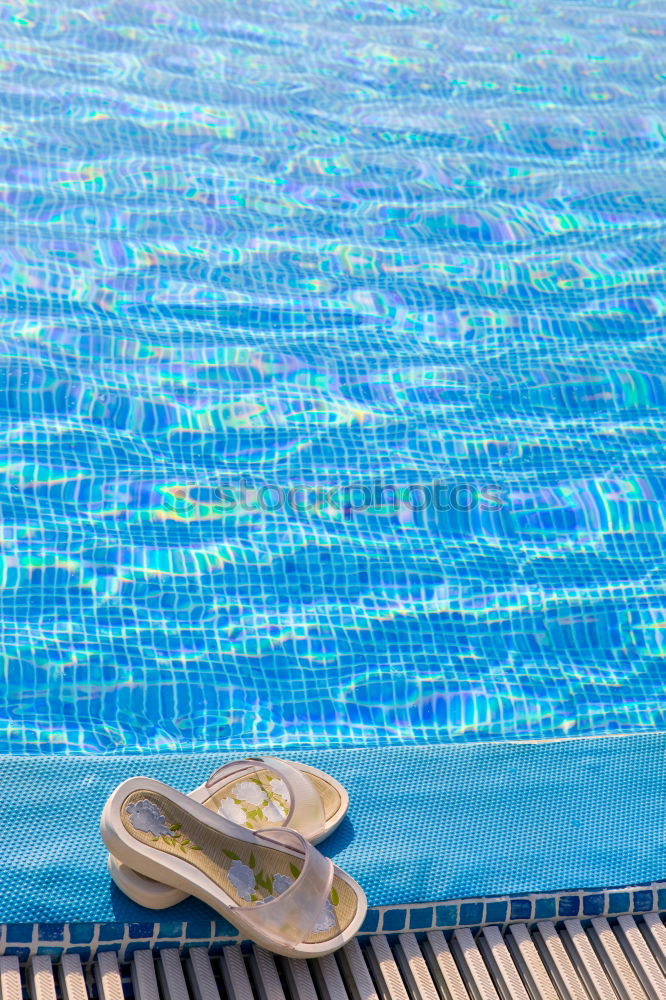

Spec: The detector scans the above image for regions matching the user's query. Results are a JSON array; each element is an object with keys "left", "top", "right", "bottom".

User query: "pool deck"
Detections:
[{"left": 1, "top": 732, "right": 666, "bottom": 959}]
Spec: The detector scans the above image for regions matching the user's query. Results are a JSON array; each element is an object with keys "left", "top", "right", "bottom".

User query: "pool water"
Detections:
[{"left": 1, "top": 0, "right": 665, "bottom": 754}]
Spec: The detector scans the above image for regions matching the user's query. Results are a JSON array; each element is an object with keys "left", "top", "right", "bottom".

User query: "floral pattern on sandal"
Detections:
[
  {"left": 126, "top": 800, "right": 170, "bottom": 836},
  {"left": 222, "top": 851, "right": 338, "bottom": 931},
  {"left": 127, "top": 799, "right": 201, "bottom": 853},
  {"left": 217, "top": 774, "right": 290, "bottom": 829}
]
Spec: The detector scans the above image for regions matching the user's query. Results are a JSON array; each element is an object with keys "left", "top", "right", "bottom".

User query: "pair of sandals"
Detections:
[{"left": 101, "top": 756, "right": 367, "bottom": 958}]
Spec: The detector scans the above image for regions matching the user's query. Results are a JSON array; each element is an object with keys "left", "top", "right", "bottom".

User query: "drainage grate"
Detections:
[{"left": 2, "top": 915, "right": 666, "bottom": 1000}]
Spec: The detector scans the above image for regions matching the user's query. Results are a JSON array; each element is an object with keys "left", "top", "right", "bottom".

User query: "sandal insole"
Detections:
[{"left": 121, "top": 788, "right": 358, "bottom": 946}]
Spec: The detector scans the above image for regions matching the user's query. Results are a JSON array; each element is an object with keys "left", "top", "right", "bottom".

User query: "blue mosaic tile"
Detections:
[
  {"left": 185, "top": 920, "right": 213, "bottom": 941},
  {"left": 409, "top": 908, "right": 433, "bottom": 931},
  {"left": 69, "top": 923, "right": 96, "bottom": 944},
  {"left": 435, "top": 905, "right": 458, "bottom": 927},
  {"left": 157, "top": 922, "right": 183, "bottom": 939},
  {"left": 608, "top": 892, "right": 631, "bottom": 914},
  {"left": 485, "top": 901, "right": 508, "bottom": 924},
  {"left": 583, "top": 894, "right": 605, "bottom": 916},
  {"left": 359, "top": 910, "right": 379, "bottom": 934},
  {"left": 534, "top": 897, "right": 556, "bottom": 919},
  {"left": 658, "top": 889, "right": 666, "bottom": 911},
  {"left": 128, "top": 922, "right": 155, "bottom": 940},
  {"left": 3, "top": 948, "right": 30, "bottom": 962},
  {"left": 96, "top": 943, "right": 122, "bottom": 953},
  {"left": 6, "top": 923, "right": 34, "bottom": 943},
  {"left": 459, "top": 903, "right": 483, "bottom": 926},
  {"left": 633, "top": 890, "right": 653, "bottom": 912},
  {"left": 382, "top": 909, "right": 406, "bottom": 932},
  {"left": 213, "top": 918, "right": 237, "bottom": 938},
  {"left": 510, "top": 899, "right": 532, "bottom": 920},
  {"left": 558, "top": 896, "right": 580, "bottom": 917},
  {"left": 37, "top": 924, "right": 64, "bottom": 942},
  {"left": 37, "top": 946, "right": 64, "bottom": 957},
  {"left": 99, "top": 923, "right": 125, "bottom": 942}
]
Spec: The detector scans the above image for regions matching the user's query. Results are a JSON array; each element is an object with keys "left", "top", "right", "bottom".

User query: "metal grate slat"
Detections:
[
  {"left": 158, "top": 949, "right": 191, "bottom": 1000},
  {"left": 560, "top": 919, "right": 617, "bottom": 1000},
  {"left": 421, "top": 930, "right": 470, "bottom": 1000},
  {"left": 95, "top": 952, "right": 124, "bottom": 1000},
  {"left": 588, "top": 916, "right": 648, "bottom": 1000},
  {"left": 0, "top": 957, "right": 22, "bottom": 1000},
  {"left": 281, "top": 957, "right": 319, "bottom": 1000},
  {"left": 450, "top": 928, "right": 500, "bottom": 1000},
  {"left": 532, "top": 920, "right": 589, "bottom": 1000},
  {"left": 615, "top": 915, "right": 666, "bottom": 1000},
  {"left": 59, "top": 954, "right": 89, "bottom": 1000},
  {"left": 642, "top": 914, "right": 666, "bottom": 977},
  {"left": 504, "top": 924, "right": 559, "bottom": 1000},
  {"left": 337, "top": 939, "right": 380, "bottom": 1000},
  {"left": 310, "top": 953, "right": 350, "bottom": 1000},
  {"left": 477, "top": 927, "right": 530, "bottom": 1000}
]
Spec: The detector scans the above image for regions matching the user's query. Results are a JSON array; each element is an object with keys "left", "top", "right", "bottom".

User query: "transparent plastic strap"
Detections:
[
  {"left": 234, "top": 828, "right": 334, "bottom": 947},
  {"left": 258, "top": 756, "right": 324, "bottom": 841},
  {"left": 205, "top": 756, "right": 325, "bottom": 840},
  {"left": 205, "top": 759, "right": 261, "bottom": 793}
]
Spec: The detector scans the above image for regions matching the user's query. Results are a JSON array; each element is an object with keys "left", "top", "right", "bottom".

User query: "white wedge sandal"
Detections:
[
  {"left": 101, "top": 776, "right": 366, "bottom": 958},
  {"left": 107, "top": 756, "right": 349, "bottom": 909}
]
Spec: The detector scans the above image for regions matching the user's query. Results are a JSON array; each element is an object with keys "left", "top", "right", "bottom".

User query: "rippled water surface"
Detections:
[{"left": 1, "top": 0, "right": 665, "bottom": 753}]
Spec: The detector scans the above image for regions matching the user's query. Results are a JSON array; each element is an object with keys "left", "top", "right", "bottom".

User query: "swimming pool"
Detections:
[{"left": 1, "top": 0, "right": 664, "bottom": 755}]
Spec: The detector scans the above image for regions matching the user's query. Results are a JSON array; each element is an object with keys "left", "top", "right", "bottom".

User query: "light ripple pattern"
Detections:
[{"left": 0, "top": 0, "right": 665, "bottom": 753}]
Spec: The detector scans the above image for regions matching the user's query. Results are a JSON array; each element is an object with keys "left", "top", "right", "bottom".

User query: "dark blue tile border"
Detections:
[
  {"left": 534, "top": 897, "right": 556, "bottom": 919},
  {"left": 486, "top": 901, "right": 507, "bottom": 924},
  {"left": 633, "top": 890, "right": 653, "bottom": 912},
  {"left": 583, "top": 894, "right": 604, "bottom": 916},
  {"left": 3, "top": 877, "right": 666, "bottom": 960},
  {"left": 510, "top": 899, "right": 531, "bottom": 920},
  {"left": 409, "top": 907, "right": 433, "bottom": 931},
  {"left": 382, "top": 909, "right": 406, "bottom": 932},
  {"left": 460, "top": 903, "right": 483, "bottom": 926},
  {"left": 608, "top": 892, "right": 631, "bottom": 913},
  {"left": 558, "top": 896, "right": 580, "bottom": 917}
]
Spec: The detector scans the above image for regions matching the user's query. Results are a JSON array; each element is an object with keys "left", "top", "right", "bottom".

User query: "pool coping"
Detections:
[{"left": 2, "top": 731, "right": 666, "bottom": 951}]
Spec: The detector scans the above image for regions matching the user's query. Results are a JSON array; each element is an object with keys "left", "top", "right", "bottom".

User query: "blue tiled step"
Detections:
[{"left": 1, "top": 732, "right": 665, "bottom": 928}]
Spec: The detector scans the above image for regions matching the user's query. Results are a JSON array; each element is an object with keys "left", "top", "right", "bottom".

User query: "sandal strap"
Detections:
[
  {"left": 256, "top": 756, "right": 324, "bottom": 840},
  {"left": 205, "top": 759, "right": 262, "bottom": 792},
  {"left": 235, "top": 828, "right": 334, "bottom": 947},
  {"left": 204, "top": 757, "right": 325, "bottom": 840}
]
